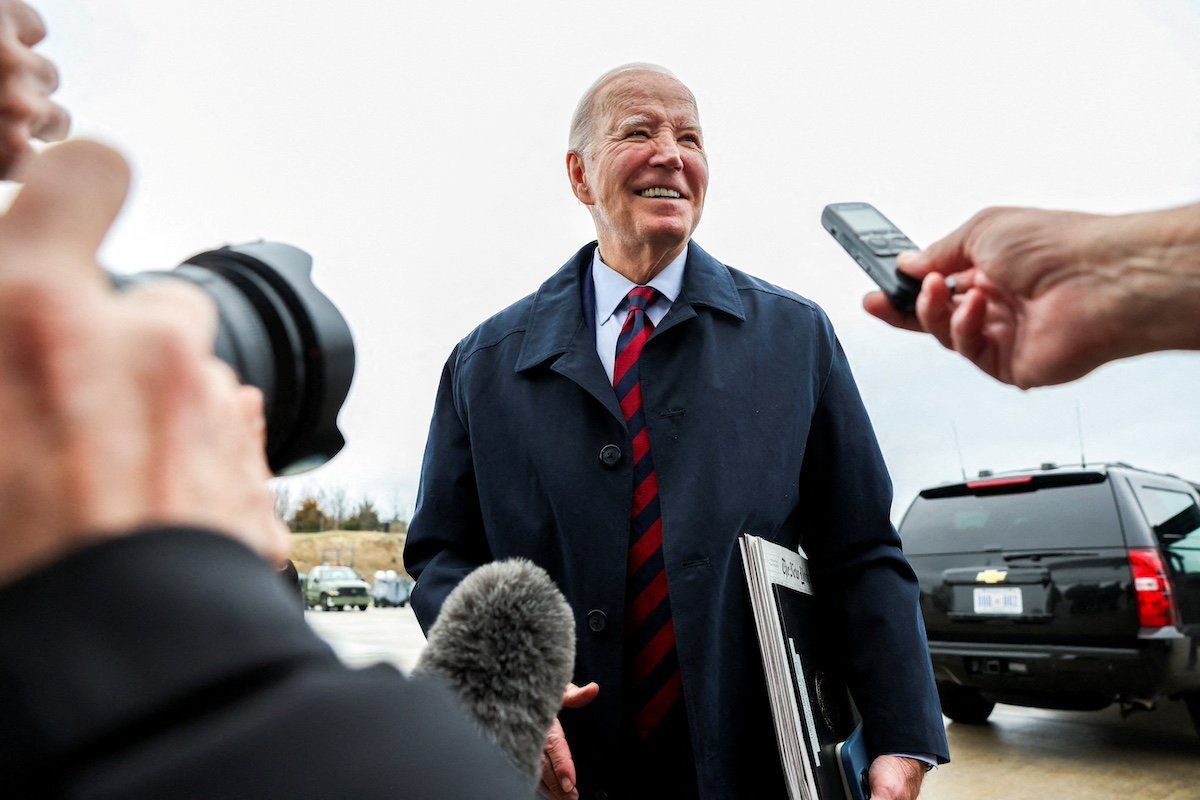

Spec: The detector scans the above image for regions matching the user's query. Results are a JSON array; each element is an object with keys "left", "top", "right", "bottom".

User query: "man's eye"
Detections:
[
  {"left": 627, "top": 130, "right": 649, "bottom": 139},
  {"left": 680, "top": 134, "right": 700, "bottom": 145}
]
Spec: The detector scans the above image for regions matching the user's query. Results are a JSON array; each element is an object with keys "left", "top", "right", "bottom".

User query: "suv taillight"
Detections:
[{"left": 1127, "top": 548, "right": 1179, "bottom": 629}]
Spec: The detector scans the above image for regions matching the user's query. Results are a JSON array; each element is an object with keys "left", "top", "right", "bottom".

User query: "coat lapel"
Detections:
[
  {"left": 515, "top": 242, "right": 626, "bottom": 427},
  {"left": 654, "top": 241, "right": 746, "bottom": 339}
]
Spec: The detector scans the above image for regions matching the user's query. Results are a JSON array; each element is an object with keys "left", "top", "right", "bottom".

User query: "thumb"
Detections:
[
  {"left": 562, "top": 681, "right": 599, "bottom": 708},
  {"left": 897, "top": 212, "right": 981, "bottom": 280},
  {"left": 0, "top": 139, "right": 130, "bottom": 284}
]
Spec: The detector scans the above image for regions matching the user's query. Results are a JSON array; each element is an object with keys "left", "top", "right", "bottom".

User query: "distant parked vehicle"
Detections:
[
  {"left": 372, "top": 570, "right": 413, "bottom": 608},
  {"left": 901, "top": 463, "right": 1200, "bottom": 737},
  {"left": 303, "top": 565, "right": 370, "bottom": 611}
]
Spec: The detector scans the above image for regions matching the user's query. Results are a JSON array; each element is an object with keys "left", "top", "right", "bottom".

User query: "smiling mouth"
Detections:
[{"left": 637, "top": 187, "right": 683, "bottom": 199}]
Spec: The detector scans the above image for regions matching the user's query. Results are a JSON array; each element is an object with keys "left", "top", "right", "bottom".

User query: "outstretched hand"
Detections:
[
  {"left": 0, "top": 141, "right": 288, "bottom": 586},
  {"left": 863, "top": 207, "right": 1130, "bottom": 388},
  {"left": 863, "top": 205, "right": 1200, "bottom": 388}
]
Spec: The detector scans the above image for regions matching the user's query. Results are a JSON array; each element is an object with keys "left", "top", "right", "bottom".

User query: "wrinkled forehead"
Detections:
[{"left": 595, "top": 72, "right": 700, "bottom": 129}]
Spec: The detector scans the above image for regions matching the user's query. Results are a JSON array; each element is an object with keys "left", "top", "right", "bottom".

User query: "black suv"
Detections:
[{"left": 899, "top": 463, "right": 1200, "bottom": 736}]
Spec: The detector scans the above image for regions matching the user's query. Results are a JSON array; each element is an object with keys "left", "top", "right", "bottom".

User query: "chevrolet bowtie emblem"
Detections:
[{"left": 976, "top": 569, "right": 1008, "bottom": 584}]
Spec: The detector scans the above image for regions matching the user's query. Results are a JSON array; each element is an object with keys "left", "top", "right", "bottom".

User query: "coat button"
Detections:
[
  {"left": 587, "top": 609, "right": 607, "bottom": 633},
  {"left": 598, "top": 444, "right": 623, "bottom": 468}
]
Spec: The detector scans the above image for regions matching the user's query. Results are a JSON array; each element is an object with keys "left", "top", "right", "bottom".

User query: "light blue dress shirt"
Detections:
[{"left": 591, "top": 246, "right": 686, "bottom": 383}]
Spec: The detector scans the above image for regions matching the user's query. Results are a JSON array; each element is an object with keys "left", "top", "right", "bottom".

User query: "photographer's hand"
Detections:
[
  {"left": 0, "top": 140, "right": 288, "bottom": 586},
  {"left": 0, "top": 0, "right": 69, "bottom": 178},
  {"left": 863, "top": 204, "right": 1200, "bottom": 388}
]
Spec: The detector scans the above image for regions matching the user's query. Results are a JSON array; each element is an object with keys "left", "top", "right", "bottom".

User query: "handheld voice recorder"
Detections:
[{"left": 821, "top": 202, "right": 921, "bottom": 314}]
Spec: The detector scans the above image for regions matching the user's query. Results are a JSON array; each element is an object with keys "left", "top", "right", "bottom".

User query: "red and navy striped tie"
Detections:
[{"left": 613, "top": 285, "right": 682, "bottom": 741}]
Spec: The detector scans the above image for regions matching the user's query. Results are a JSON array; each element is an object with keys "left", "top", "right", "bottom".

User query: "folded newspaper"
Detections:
[{"left": 739, "top": 534, "right": 862, "bottom": 800}]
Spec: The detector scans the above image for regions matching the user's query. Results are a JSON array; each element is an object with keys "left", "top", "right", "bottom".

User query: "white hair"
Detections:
[{"left": 567, "top": 63, "right": 686, "bottom": 159}]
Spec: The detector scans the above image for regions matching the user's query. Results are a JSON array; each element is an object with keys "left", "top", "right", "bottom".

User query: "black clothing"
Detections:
[{"left": 0, "top": 528, "right": 531, "bottom": 799}]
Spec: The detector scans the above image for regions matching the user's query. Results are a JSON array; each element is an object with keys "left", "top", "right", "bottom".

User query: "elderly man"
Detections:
[{"left": 405, "top": 64, "right": 948, "bottom": 800}]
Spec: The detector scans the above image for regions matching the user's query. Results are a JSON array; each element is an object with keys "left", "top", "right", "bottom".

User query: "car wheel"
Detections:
[
  {"left": 321, "top": 594, "right": 334, "bottom": 611},
  {"left": 1185, "top": 693, "right": 1200, "bottom": 739},
  {"left": 937, "top": 683, "right": 994, "bottom": 724},
  {"left": 359, "top": 605, "right": 369, "bottom": 612}
]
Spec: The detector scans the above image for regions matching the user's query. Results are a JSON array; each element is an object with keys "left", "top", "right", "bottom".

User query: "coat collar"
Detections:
[{"left": 514, "top": 240, "right": 745, "bottom": 373}]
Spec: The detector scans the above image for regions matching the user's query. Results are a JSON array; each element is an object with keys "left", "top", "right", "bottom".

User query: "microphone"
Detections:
[{"left": 412, "top": 559, "right": 575, "bottom": 780}]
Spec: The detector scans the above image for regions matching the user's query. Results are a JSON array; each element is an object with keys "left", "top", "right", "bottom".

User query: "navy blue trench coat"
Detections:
[{"left": 405, "top": 242, "right": 949, "bottom": 799}]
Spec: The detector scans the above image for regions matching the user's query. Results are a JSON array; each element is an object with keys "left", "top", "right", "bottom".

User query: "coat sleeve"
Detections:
[
  {"left": 0, "top": 529, "right": 533, "bottom": 799},
  {"left": 404, "top": 344, "right": 493, "bottom": 633},
  {"left": 796, "top": 310, "right": 950, "bottom": 764}
]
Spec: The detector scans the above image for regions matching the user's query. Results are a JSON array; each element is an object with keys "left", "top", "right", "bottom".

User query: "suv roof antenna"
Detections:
[
  {"left": 951, "top": 421, "right": 967, "bottom": 481},
  {"left": 1075, "top": 400, "right": 1087, "bottom": 466}
]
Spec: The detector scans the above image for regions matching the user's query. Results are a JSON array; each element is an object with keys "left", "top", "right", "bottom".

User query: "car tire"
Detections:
[
  {"left": 359, "top": 605, "right": 369, "bottom": 612},
  {"left": 1185, "top": 693, "right": 1200, "bottom": 739},
  {"left": 937, "top": 682, "right": 994, "bottom": 724},
  {"left": 321, "top": 594, "right": 334, "bottom": 612}
]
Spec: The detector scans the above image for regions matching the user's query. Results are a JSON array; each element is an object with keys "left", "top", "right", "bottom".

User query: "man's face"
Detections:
[{"left": 574, "top": 72, "right": 708, "bottom": 256}]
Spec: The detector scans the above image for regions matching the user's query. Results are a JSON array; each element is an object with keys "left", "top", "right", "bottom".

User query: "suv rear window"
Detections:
[{"left": 901, "top": 480, "right": 1124, "bottom": 554}]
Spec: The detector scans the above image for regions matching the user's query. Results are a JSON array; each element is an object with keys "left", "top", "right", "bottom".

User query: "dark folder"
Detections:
[{"left": 740, "top": 534, "right": 864, "bottom": 800}]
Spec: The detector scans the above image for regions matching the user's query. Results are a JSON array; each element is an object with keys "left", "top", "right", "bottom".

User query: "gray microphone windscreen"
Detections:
[{"left": 412, "top": 559, "right": 575, "bottom": 780}]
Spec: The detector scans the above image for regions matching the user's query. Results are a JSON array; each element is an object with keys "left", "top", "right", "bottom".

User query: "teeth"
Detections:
[{"left": 639, "top": 187, "right": 681, "bottom": 198}]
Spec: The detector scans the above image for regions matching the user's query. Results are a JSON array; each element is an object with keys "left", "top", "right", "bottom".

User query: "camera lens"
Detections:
[{"left": 111, "top": 242, "right": 354, "bottom": 475}]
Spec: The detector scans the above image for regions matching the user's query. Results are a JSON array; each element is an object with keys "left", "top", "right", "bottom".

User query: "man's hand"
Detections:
[
  {"left": 539, "top": 681, "right": 599, "bottom": 800},
  {"left": 867, "top": 755, "right": 926, "bottom": 800},
  {"left": 0, "top": 0, "right": 69, "bottom": 178},
  {"left": 0, "top": 140, "right": 289, "bottom": 586},
  {"left": 863, "top": 205, "right": 1200, "bottom": 389}
]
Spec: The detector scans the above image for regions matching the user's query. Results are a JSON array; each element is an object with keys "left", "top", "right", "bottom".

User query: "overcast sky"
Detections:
[{"left": 29, "top": 0, "right": 1200, "bottom": 521}]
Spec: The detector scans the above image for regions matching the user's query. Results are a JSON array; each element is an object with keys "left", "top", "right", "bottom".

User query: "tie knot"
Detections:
[{"left": 625, "top": 286, "right": 659, "bottom": 313}]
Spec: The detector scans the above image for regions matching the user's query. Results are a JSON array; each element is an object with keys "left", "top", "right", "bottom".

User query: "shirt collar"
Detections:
[{"left": 591, "top": 244, "right": 687, "bottom": 326}]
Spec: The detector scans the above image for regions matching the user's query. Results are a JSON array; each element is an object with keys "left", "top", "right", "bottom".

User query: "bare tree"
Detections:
[
  {"left": 325, "top": 485, "right": 349, "bottom": 531},
  {"left": 270, "top": 480, "right": 294, "bottom": 523}
]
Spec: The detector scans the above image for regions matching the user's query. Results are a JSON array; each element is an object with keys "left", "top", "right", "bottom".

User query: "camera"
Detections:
[{"left": 111, "top": 241, "right": 354, "bottom": 475}]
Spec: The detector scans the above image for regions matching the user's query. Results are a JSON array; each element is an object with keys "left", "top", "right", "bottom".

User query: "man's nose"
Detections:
[{"left": 647, "top": 133, "right": 683, "bottom": 170}]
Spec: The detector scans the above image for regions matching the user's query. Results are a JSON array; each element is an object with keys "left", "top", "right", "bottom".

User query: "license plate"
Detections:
[{"left": 973, "top": 586, "right": 1023, "bottom": 615}]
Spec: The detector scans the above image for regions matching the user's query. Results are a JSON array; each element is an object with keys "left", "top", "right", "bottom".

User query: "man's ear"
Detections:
[{"left": 566, "top": 151, "right": 594, "bottom": 206}]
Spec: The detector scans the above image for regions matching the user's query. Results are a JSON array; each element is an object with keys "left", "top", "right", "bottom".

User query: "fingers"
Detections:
[
  {"left": 0, "top": 4, "right": 67, "bottom": 177},
  {"left": 237, "top": 386, "right": 268, "bottom": 449},
  {"left": 862, "top": 291, "right": 924, "bottom": 332},
  {"left": 561, "top": 681, "right": 599, "bottom": 708},
  {"left": 914, "top": 272, "right": 954, "bottom": 349},
  {"left": 30, "top": 98, "right": 68, "bottom": 142},
  {"left": 541, "top": 686, "right": 594, "bottom": 800},
  {"left": 117, "top": 279, "right": 219, "bottom": 355},
  {"left": 0, "top": 140, "right": 130, "bottom": 278},
  {"left": 949, "top": 288, "right": 989, "bottom": 364},
  {"left": 7, "top": 1, "right": 48, "bottom": 46},
  {"left": 234, "top": 385, "right": 290, "bottom": 562},
  {"left": 896, "top": 214, "right": 979, "bottom": 281},
  {"left": 867, "top": 755, "right": 925, "bottom": 800},
  {"left": 542, "top": 718, "right": 578, "bottom": 800}
]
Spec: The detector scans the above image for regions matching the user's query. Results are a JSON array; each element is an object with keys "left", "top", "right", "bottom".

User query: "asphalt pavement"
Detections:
[{"left": 307, "top": 607, "right": 1199, "bottom": 799}]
